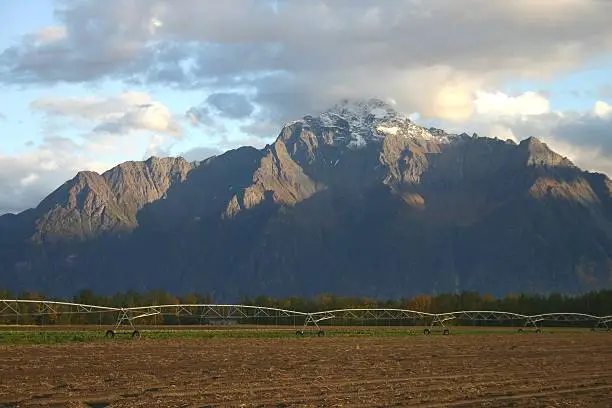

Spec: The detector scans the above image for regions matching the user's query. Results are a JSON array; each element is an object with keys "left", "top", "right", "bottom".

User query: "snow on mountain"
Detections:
[{"left": 282, "top": 98, "right": 455, "bottom": 149}]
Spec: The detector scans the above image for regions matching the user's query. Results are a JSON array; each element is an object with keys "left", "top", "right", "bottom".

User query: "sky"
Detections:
[{"left": 1, "top": 0, "right": 612, "bottom": 214}]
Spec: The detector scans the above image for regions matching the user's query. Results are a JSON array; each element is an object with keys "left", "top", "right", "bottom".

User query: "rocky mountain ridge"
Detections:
[
  {"left": 1, "top": 99, "right": 611, "bottom": 299},
  {"left": 29, "top": 156, "right": 194, "bottom": 242}
]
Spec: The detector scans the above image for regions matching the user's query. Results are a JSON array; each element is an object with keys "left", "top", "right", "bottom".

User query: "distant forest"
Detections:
[{"left": 2, "top": 289, "right": 612, "bottom": 316}]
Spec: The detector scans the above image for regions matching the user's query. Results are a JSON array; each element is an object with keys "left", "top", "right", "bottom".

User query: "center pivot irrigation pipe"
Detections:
[{"left": 0, "top": 300, "right": 610, "bottom": 339}]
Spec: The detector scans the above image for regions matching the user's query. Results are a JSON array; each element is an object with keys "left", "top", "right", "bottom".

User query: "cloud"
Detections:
[
  {"left": 593, "top": 101, "right": 612, "bottom": 118},
  {"left": 205, "top": 92, "right": 255, "bottom": 119},
  {"left": 186, "top": 106, "right": 211, "bottom": 126},
  {"left": 26, "top": 26, "right": 67, "bottom": 44},
  {"left": 0, "top": 112, "right": 5, "bottom": 121},
  {"left": 2, "top": 0, "right": 612, "bottom": 123},
  {"left": 240, "top": 121, "right": 281, "bottom": 139},
  {"left": 0, "top": 127, "right": 187, "bottom": 214},
  {"left": 464, "top": 99, "right": 612, "bottom": 175},
  {"left": 185, "top": 92, "right": 254, "bottom": 139},
  {"left": 474, "top": 91, "right": 551, "bottom": 118},
  {"left": 144, "top": 134, "right": 173, "bottom": 158},
  {"left": 550, "top": 103, "right": 612, "bottom": 155},
  {"left": 180, "top": 146, "right": 221, "bottom": 162},
  {"left": 185, "top": 105, "right": 228, "bottom": 139},
  {"left": 600, "top": 84, "right": 612, "bottom": 99},
  {"left": 31, "top": 91, "right": 182, "bottom": 136},
  {"left": 0, "top": 136, "right": 112, "bottom": 214},
  {"left": 0, "top": 90, "right": 186, "bottom": 213}
]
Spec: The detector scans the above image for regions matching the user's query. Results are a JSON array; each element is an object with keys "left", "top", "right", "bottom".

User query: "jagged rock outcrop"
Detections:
[
  {"left": 31, "top": 157, "right": 193, "bottom": 242},
  {"left": 1, "top": 99, "right": 612, "bottom": 298},
  {"left": 225, "top": 139, "right": 320, "bottom": 217}
]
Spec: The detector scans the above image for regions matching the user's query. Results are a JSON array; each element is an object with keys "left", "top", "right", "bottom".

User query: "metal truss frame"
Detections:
[
  {"left": 304, "top": 308, "right": 433, "bottom": 336},
  {"left": 105, "top": 304, "right": 307, "bottom": 338},
  {"left": 0, "top": 299, "right": 118, "bottom": 320},
  {"left": 592, "top": 315, "right": 612, "bottom": 332},
  {"left": 1, "top": 299, "right": 611, "bottom": 338}
]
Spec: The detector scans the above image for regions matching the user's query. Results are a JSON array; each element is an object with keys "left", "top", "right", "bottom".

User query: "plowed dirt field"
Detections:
[{"left": 1, "top": 331, "right": 611, "bottom": 407}]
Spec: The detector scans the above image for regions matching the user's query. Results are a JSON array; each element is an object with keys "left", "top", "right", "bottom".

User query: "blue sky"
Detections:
[{"left": 1, "top": 0, "right": 612, "bottom": 214}]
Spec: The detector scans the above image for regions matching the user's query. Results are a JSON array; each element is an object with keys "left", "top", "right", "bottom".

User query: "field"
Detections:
[{"left": 1, "top": 328, "right": 611, "bottom": 407}]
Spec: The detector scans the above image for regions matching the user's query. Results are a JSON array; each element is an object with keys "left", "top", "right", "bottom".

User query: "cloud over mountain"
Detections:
[{"left": 2, "top": 0, "right": 612, "bottom": 121}]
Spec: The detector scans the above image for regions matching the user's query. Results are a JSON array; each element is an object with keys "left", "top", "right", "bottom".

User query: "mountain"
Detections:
[{"left": 2, "top": 98, "right": 612, "bottom": 299}]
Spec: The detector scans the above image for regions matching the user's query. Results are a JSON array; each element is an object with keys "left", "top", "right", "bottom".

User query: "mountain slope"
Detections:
[
  {"left": 31, "top": 157, "right": 193, "bottom": 242},
  {"left": 1, "top": 99, "right": 612, "bottom": 298}
]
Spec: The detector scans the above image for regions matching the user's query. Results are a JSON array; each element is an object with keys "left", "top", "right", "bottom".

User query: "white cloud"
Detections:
[
  {"left": 0, "top": 92, "right": 183, "bottom": 213},
  {"left": 474, "top": 91, "right": 551, "bottom": 118},
  {"left": 19, "top": 173, "right": 40, "bottom": 186},
  {"left": 2, "top": 0, "right": 612, "bottom": 124},
  {"left": 593, "top": 101, "right": 612, "bottom": 118},
  {"left": 0, "top": 138, "right": 114, "bottom": 214},
  {"left": 27, "top": 26, "right": 67, "bottom": 44},
  {"left": 430, "top": 82, "right": 478, "bottom": 122},
  {"left": 31, "top": 92, "right": 182, "bottom": 136},
  {"left": 145, "top": 134, "right": 173, "bottom": 158}
]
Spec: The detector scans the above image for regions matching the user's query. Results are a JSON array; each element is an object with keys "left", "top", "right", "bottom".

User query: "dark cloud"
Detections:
[
  {"left": 185, "top": 93, "right": 254, "bottom": 138},
  {"left": 205, "top": 92, "right": 254, "bottom": 119},
  {"left": 499, "top": 109, "right": 612, "bottom": 154},
  {"left": 554, "top": 116, "right": 612, "bottom": 154},
  {"left": 2, "top": 1, "right": 612, "bottom": 122},
  {"left": 185, "top": 106, "right": 228, "bottom": 136},
  {"left": 186, "top": 106, "right": 211, "bottom": 126},
  {"left": 487, "top": 108, "right": 612, "bottom": 175}
]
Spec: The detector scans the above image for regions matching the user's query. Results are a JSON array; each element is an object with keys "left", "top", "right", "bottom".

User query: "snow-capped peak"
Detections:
[
  {"left": 280, "top": 98, "right": 455, "bottom": 149},
  {"left": 324, "top": 98, "right": 408, "bottom": 124},
  {"left": 318, "top": 99, "right": 442, "bottom": 148}
]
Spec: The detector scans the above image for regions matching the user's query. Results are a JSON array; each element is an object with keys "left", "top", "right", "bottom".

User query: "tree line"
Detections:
[{"left": 1, "top": 288, "right": 612, "bottom": 317}]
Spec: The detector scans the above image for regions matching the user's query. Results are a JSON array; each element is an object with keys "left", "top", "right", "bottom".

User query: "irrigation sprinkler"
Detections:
[
  {"left": 591, "top": 316, "right": 612, "bottom": 332},
  {"left": 298, "top": 313, "right": 332, "bottom": 336},
  {"left": 1, "top": 300, "right": 611, "bottom": 338},
  {"left": 519, "top": 313, "right": 602, "bottom": 334},
  {"left": 518, "top": 317, "right": 544, "bottom": 334},
  {"left": 104, "top": 308, "right": 160, "bottom": 339},
  {"left": 423, "top": 315, "right": 453, "bottom": 335}
]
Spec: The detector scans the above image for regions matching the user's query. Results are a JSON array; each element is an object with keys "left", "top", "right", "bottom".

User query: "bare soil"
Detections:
[{"left": 1, "top": 331, "right": 611, "bottom": 407}]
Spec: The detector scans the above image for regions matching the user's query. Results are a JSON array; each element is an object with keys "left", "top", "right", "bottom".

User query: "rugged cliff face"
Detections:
[
  {"left": 30, "top": 157, "right": 194, "bottom": 242},
  {"left": 1, "top": 99, "right": 612, "bottom": 299}
]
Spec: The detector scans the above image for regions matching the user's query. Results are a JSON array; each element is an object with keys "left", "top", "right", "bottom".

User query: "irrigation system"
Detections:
[{"left": 1, "top": 299, "right": 611, "bottom": 339}]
